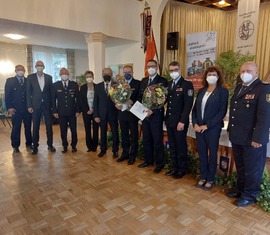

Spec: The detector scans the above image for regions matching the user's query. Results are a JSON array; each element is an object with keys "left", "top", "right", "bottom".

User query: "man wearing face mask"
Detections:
[
  {"left": 93, "top": 67, "right": 119, "bottom": 158},
  {"left": 80, "top": 70, "right": 99, "bottom": 152},
  {"left": 27, "top": 61, "right": 55, "bottom": 155},
  {"left": 165, "top": 61, "right": 194, "bottom": 179},
  {"left": 138, "top": 59, "right": 168, "bottom": 173},
  {"left": 227, "top": 61, "right": 270, "bottom": 207},
  {"left": 5, "top": 65, "right": 32, "bottom": 153},
  {"left": 52, "top": 68, "right": 80, "bottom": 153},
  {"left": 115, "top": 65, "right": 140, "bottom": 165}
]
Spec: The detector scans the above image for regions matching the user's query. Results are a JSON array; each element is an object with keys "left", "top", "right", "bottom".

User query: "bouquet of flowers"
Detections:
[
  {"left": 109, "top": 80, "right": 133, "bottom": 110},
  {"left": 142, "top": 83, "right": 168, "bottom": 109}
]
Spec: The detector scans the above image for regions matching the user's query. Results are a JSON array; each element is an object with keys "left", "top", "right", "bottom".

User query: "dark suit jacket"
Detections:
[
  {"left": 118, "top": 78, "right": 141, "bottom": 122},
  {"left": 80, "top": 83, "right": 96, "bottom": 114},
  {"left": 138, "top": 74, "right": 168, "bottom": 122},
  {"left": 26, "top": 73, "right": 53, "bottom": 110},
  {"left": 93, "top": 81, "right": 118, "bottom": 121},
  {"left": 192, "top": 86, "right": 228, "bottom": 129},
  {"left": 228, "top": 79, "right": 270, "bottom": 145},
  {"left": 5, "top": 76, "right": 28, "bottom": 113},
  {"left": 165, "top": 77, "right": 194, "bottom": 128},
  {"left": 52, "top": 80, "right": 80, "bottom": 116}
]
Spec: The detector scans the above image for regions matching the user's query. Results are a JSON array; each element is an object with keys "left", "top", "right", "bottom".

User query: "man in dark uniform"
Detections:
[
  {"left": 138, "top": 59, "right": 168, "bottom": 173},
  {"left": 27, "top": 60, "right": 55, "bottom": 155},
  {"left": 115, "top": 65, "right": 140, "bottom": 165},
  {"left": 227, "top": 61, "right": 270, "bottom": 207},
  {"left": 165, "top": 61, "right": 194, "bottom": 179},
  {"left": 5, "top": 65, "right": 32, "bottom": 153},
  {"left": 52, "top": 68, "right": 80, "bottom": 153},
  {"left": 93, "top": 67, "right": 119, "bottom": 158}
]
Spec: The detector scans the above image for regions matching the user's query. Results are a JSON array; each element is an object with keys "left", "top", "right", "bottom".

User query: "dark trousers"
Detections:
[
  {"left": 167, "top": 125, "right": 188, "bottom": 172},
  {"left": 196, "top": 128, "right": 221, "bottom": 182},
  {"left": 142, "top": 119, "right": 164, "bottom": 168},
  {"left": 59, "top": 115, "right": 77, "bottom": 148},
  {"left": 11, "top": 111, "right": 32, "bottom": 148},
  {"left": 82, "top": 113, "right": 99, "bottom": 150},
  {"left": 32, "top": 104, "right": 53, "bottom": 148},
  {"left": 232, "top": 143, "right": 266, "bottom": 201},
  {"left": 119, "top": 120, "right": 138, "bottom": 160},
  {"left": 100, "top": 119, "right": 119, "bottom": 153}
]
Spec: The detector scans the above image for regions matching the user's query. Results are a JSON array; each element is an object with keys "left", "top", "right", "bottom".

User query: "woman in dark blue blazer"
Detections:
[{"left": 192, "top": 66, "right": 229, "bottom": 190}]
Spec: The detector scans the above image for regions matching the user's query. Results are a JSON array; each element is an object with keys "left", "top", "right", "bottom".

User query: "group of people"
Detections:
[{"left": 4, "top": 59, "right": 270, "bottom": 207}]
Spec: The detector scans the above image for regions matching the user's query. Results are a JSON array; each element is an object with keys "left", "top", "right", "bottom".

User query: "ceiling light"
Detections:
[
  {"left": 219, "top": 0, "right": 225, "bottom": 4},
  {"left": 4, "top": 34, "right": 26, "bottom": 40},
  {"left": 213, "top": 0, "right": 231, "bottom": 7}
]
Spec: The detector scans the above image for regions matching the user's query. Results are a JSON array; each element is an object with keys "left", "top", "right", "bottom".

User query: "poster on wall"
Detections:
[
  {"left": 235, "top": 0, "right": 260, "bottom": 55},
  {"left": 186, "top": 31, "right": 217, "bottom": 91},
  {"left": 109, "top": 63, "right": 133, "bottom": 80}
]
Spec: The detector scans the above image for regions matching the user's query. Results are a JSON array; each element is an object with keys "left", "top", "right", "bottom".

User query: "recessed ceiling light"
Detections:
[
  {"left": 213, "top": 0, "right": 231, "bottom": 8},
  {"left": 219, "top": 0, "right": 225, "bottom": 4},
  {"left": 4, "top": 34, "right": 26, "bottom": 40}
]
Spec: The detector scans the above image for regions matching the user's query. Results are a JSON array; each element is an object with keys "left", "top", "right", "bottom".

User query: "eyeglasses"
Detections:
[
  {"left": 147, "top": 65, "right": 157, "bottom": 68},
  {"left": 169, "top": 69, "right": 180, "bottom": 73}
]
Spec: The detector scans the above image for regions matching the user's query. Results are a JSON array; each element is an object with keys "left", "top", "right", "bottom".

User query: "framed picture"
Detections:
[{"left": 109, "top": 63, "right": 133, "bottom": 78}]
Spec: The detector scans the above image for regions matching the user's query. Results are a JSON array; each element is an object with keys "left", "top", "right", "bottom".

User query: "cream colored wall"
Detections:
[{"left": 0, "top": 42, "right": 27, "bottom": 91}]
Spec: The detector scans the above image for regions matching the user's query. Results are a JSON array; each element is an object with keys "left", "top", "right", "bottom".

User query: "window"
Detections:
[{"left": 32, "top": 46, "right": 67, "bottom": 82}]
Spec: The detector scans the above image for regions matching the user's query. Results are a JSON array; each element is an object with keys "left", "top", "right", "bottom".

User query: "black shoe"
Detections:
[
  {"left": 234, "top": 198, "right": 255, "bottom": 207},
  {"left": 13, "top": 147, "right": 20, "bottom": 153},
  {"left": 173, "top": 171, "right": 186, "bottom": 179},
  {"left": 26, "top": 145, "right": 33, "bottom": 149},
  {"left": 117, "top": 156, "right": 128, "bottom": 162},
  {"left": 32, "top": 148, "right": 38, "bottom": 155},
  {"left": 98, "top": 151, "right": 106, "bottom": 158},
  {"left": 91, "top": 148, "right": 97, "bottom": 152},
  {"left": 112, "top": 152, "right": 119, "bottom": 159},
  {"left": 48, "top": 146, "right": 56, "bottom": 152},
  {"left": 166, "top": 169, "right": 177, "bottom": 176},
  {"left": 138, "top": 162, "right": 153, "bottom": 168},
  {"left": 226, "top": 190, "right": 241, "bottom": 198},
  {"left": 72, "top": 148, "right": 77, "bottom": 153},
  {"left": 128, "top": 159, "right": 135, "bottom": 165},
  {"left": 62, "top": 148, "right": 68, "bottom": 153},
  {"left": 153, "top": 167, "right": 162, "bottom": 174}
]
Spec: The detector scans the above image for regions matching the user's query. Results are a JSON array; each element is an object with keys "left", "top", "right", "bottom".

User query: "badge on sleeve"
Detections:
[
  {"left": 188, "top": 89, "right": 193, "bottom": 96},
  {"left": 266, "top": 94, "right": 270, "bottom": 103}
]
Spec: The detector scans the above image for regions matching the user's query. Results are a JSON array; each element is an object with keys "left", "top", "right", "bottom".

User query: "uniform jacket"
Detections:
[
  {"left": 93, "top": 81, "right": 118, "bottom": 121},
  {"left": 138, "top": 74, "right": 168, "bottom": 122},
  {"left": 165, "top": 76, "right": 194, "bottom": 128},
  {"left": 228, "top": 79, "right": 270, "bottom": 145},
  {"left": 52, "top": 80, "right": 80, "bottom": 116},
  {"left": 118, "top": 78, "right": 141, "bottom": 122},
  {"left": 80, "top": 83, "right": 96, "bottom": 114},
  {"left": 26, "top": 73, "right": 53, "bottom": 110},
  {"left": 5, "top": 76, "right": 28, "bottom": 113},
  {"left": 192, "top": 86, "right": 228, "bottom": 129}
]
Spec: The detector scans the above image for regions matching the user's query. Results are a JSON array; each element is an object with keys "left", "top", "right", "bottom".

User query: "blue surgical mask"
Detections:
[{"left": 124, "top": 73, "right": 132, "bottom": 80}]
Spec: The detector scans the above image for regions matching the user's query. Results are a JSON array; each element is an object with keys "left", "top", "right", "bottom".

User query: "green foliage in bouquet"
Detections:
[{"left": 109, "top": 82, "right": 133, "bottom": 104}]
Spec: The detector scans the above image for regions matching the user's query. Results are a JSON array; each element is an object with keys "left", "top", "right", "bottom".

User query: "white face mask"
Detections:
[
  {"left": 36, "top": 66, "right": 44, "bottom": 72},
  {"left": 206, "top": 75, "right": 218, "bottom": 85},
  {"left": 16, "top": 70, "right": 24, "bottom": 77},
  {"left": 240, "top": 72, "right": 253, "bottom": 83},
  {"left": 61, "top": 75, "right": 69, "bottom": 81},
  {"left": 86, "top": 77, "right": 93, "bottom": 83},
  {"left": 170, "top": 71, "right": 180, "bottom": 80},
  {"left": 148, "top": 67, "right": 157, "bottom": 76}
]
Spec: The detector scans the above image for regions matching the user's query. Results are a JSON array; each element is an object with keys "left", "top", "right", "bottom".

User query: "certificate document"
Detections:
[{"left": 130, "top": 101, "right": 148, "bottom": 121}]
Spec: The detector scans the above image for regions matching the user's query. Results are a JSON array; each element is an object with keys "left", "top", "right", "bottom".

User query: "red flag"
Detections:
[{"left": 144, "top": 31, "right": 158, "bottom": 76}]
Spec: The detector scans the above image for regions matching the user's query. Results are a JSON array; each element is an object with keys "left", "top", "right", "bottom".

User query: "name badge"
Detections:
[
  {"left": 176, "top": 88, "right": 183, "bottom": 92},
  {"left": 245, "top": 94, "right": 255, "bottom": 99},
  {"left": 57, "top": 90, "right": 62, "bottom": 92}
]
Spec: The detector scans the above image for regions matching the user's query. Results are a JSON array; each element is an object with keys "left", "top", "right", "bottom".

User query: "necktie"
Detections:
[
  {"left": 64, "top": 81, "right": 67, "bottom": 90},
  {"left": 148, "top": 78, "right": 152, "bottom": 85},
  {"left": 105, "top": 83, "right": 109, "bottom": 95},
  {"left": 238, "top": 85, "right": 247, "bottom": 95},
  {"left": 20, "top": 78, "right": 23, "bottom": 86},
  {"left": 171, "top": 81, "right": 176, "bottom": 90}
]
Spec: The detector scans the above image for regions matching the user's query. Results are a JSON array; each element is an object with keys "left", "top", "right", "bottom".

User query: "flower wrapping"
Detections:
[
  {"left": 142, "top": 83, "right": 168, "bottom": 109},
  {"left": 108, "top": 81, "right": 133, "bottom": 105}
]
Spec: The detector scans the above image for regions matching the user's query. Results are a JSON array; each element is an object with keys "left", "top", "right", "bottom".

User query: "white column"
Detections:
[{"left": 85, "top": 32, "right": 108, "bottom": 83}]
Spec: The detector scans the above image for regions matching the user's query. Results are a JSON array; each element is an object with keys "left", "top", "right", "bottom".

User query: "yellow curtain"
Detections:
[{"left": 161, "top": 1, "right": 270, "bottom": 79}]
